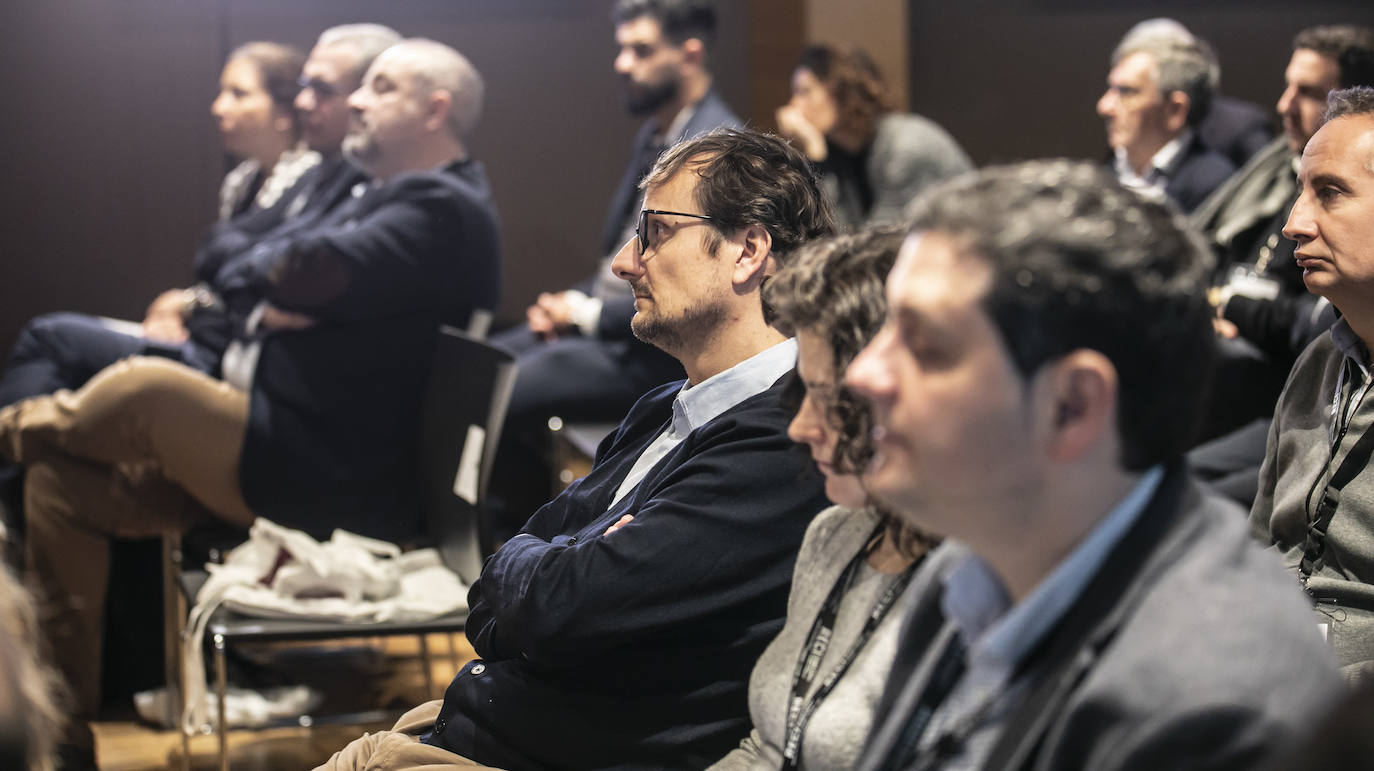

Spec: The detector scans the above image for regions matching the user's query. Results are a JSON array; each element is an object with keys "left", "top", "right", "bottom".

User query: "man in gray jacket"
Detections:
[
  {"left": 847, "top": 160, "right": 1340, "bottom": 770},
  {"left": 1252, "top": 86, "right": 1374, "bottom": 682}
]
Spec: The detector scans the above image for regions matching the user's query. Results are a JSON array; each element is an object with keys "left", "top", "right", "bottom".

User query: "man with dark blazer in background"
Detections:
[
  {"left": 847, "top": 161, "right": 1339, "bottom": 770},
  {"left": 315, "top": 128, "right": 833, "bottom": 771},
  {"left": 1095, "top": 33, "right": 1235, "bottom": 213},
  {"left": 488, "top": 0, "right": 741, "bottom": 535},
  {"left": 1110, "top": 18, "right": 1275, "bottom": 169},
  {"left": 0, "top": 39, "right": 500, "bottom": 761}
]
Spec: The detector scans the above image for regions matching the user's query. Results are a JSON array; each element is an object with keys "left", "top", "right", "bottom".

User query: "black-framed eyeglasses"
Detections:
[
  {"left": 637, "top": 209, "right": 713, "bottom": 255},
  {"left": 297, "top": 76, "right": 342, "bottom": 99}
]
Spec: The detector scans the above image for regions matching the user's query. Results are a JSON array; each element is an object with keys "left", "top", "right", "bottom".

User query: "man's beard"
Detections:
[
  {"left": 623, "top": 75, "right": 680, "bottom": 117},
  {"left": 631, "top": 294, "right": 727, "bottom": 354},
  {"left": 342, "top": 129, "right": 379, "bottom": 172}
]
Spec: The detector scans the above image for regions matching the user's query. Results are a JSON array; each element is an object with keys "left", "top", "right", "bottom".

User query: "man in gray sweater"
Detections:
[{"left": 1252, "top": 86, "right": 1374, "bottom": 682}]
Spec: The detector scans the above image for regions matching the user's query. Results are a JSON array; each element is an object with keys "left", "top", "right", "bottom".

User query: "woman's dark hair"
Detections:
[
  {"left": 796, "top": 43, "right": 892, "bottom": 142},
  {"left": 767, "top": 225, "right": 935, "bottom": 558},
  {"left": 227, "top": 41, "right": 306, "bottom": 136}
]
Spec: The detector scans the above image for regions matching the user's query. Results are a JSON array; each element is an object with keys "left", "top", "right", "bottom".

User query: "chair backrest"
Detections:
[{"left": 418, "top": 326, "right": 516, "bottom": 585}]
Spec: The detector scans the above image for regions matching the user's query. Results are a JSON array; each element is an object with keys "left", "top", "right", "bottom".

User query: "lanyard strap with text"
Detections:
[
  {"left": 1303, "top": 365, "right": 1374, "bottom": 578},
  {"left": 780, "top": 524, "right": 918, "bottom": 770}
]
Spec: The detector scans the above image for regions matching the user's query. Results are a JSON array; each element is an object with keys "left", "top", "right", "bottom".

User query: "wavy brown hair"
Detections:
[
  {"left": 766, "top": 225, "right": 935, "bottom": 559},
  {"left": 796, "top": 43, "right": 893, "bottom": 143}
]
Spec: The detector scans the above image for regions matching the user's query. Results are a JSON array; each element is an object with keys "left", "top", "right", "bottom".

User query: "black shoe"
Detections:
[{"left": 54, "top": 741, "right": 97, "bottom": 771}]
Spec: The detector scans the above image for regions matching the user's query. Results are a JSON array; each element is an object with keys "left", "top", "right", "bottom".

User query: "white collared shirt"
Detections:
[
  {"left": 609, "top": 338, "right": 797, "bottom": 508},
  {"left": 1113, "top": 130, "right": 1192, "bottom": 201}
]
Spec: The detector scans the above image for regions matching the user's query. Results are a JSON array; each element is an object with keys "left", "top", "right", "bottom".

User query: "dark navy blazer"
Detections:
[
  {"left": 427, "top": 375, "right": 829, "bottom": 770},
  {"left": 224, "top": 159, "right": 502, "bottom": 542}
]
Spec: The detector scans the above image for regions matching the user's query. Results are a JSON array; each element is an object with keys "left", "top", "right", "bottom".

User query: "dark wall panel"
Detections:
[
  {"left": 907, "top": 1, "right": 1374, "bottom": 166},
  {"left": 0, "top": 0, "right": 224, "bottom": 351}
]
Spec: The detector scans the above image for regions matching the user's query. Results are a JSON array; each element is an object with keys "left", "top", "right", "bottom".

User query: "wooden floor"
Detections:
[{"left": 94, "top": 633, "right": 476, "bottom": 771}]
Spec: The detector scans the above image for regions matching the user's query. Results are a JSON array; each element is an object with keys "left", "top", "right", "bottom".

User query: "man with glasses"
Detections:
[
  {"left": 316, "top": 127, "right": 833, "bottom": 771},
  {"left": 487, "top": 0, "right": 741, "bottom": 537}
]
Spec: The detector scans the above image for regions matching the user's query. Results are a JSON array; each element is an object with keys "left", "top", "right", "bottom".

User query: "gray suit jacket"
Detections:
[{"left": 858, "top": 463, "right": 1342, "bottom": 771}]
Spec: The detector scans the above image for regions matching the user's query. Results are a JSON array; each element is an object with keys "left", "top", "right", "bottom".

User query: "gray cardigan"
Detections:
[
  {"left": 709, "top": 506, "right": 963, "bottom": 771},
  {"left": 822, "top": 113, "right": 972, "bottom": 231},
  {"left": 1252, "top": 321, "right": 1374, "bottom": 680}
]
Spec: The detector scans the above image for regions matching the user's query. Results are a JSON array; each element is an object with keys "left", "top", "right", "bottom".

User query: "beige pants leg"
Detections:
[
  {"left": 25, "top": 455, "right": 210, "bottom": 741},
  {"left": 0, "top": 356, "right": 254, "bottom": 524},
  {"left": 0, "top": 356, "right": 254, "bottom": 741},
  {"left": 313, "top": 700, "right": 504, "bottom": 770}
]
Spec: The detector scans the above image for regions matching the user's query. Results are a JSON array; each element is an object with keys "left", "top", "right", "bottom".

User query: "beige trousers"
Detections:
[
  {"left": 0, "top": 356, "right": 255, "bottom": 734},
  {"left": 314, "top": 700, "right": 503, "bottom": 770}
]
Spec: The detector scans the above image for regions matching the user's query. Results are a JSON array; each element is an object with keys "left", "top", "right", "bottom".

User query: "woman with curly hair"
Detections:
[{"left": 709, "top": 226, "right": 963, "bottom": 770}]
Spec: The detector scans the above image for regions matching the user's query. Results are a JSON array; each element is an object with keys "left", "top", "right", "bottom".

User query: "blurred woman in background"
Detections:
[{"left": 776, "top": 44, "right": 972, "bottom": 230}]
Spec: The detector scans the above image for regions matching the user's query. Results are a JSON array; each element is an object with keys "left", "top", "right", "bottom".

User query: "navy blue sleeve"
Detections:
[
  {"left": 220, "top": 174, "right": 499, "bottom": 324},
  {"left": 465, "top": 409, "right": 823, "bottom": 666}
]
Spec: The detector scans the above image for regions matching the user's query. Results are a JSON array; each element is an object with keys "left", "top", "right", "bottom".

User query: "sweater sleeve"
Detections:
[{"left": 464, "top": 409, "right": 823, "bottom": 666}]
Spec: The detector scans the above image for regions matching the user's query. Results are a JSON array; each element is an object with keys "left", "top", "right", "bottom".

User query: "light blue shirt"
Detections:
[
  {"left": 916, "top": 465, "right": 1165, "bottom": 768},
  {"left": 609, "top": 338, "right": 797, "bottom": 508}
]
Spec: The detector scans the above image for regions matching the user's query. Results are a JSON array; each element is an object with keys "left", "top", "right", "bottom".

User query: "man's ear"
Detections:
[
  {"left": 731, "top": 224, "right": 774, "bottom": 290},
  {"left": 1038, "top": 349, "right": 1119, "bottom": 463},
  {"left": 1163, "top": 91, "right": 1190, "bottom": 134},
  {"left": 680, "top": 37, "right": 705, "bottom": 71},
  {"left": 423, "top": 90, "right": 454, "bottom": 134}
]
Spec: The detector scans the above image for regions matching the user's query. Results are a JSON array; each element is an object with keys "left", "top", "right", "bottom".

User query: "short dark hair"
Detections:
[
  {"left": 613, "top": 0, "right": 717, "bottom": 53},
  {"left": 906, "top": 160, "right": 1216, "bottom": 470},
  {"left": 643, "top": 127, "right": 836, "bottom": 323},
  {"left": 1326, "top": 85, "right": 1374, "bottom": 122},
  {"left": 796, "top": 44, "right": 893, "bottom": 141},
  {"left": 767, "top": 225, "right": 905, "bottom": 473},
  {"left": 1295, "top": 25, "right": 1374, "bottom": 89}
]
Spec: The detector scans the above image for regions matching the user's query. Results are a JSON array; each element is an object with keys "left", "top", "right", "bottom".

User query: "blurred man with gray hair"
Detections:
[
  {"left": 1115, "top": 18, "right": 1274, "bottom": 166},
  {"left": 1096, "top": 32, "right": 1235, "bottom": 212}
]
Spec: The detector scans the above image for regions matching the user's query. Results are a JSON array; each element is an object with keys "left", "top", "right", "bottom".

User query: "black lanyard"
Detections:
[
  {"left": 1301, "top": 364, "right": 1374, "bottom": 580},
  {"left": 874, "top": 628, "right": 969, "bottom": 771},
  {"left": 781, "top": 524, "right": 918, "bottom": 770}
]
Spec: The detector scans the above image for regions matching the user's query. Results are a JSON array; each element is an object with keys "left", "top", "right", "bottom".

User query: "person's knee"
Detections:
[{"left": 83, "top": 356, "right": 199, "bottom": 410}]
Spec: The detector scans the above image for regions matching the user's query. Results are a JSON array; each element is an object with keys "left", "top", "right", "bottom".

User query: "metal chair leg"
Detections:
[
  {"left": 215, "top": 633, "right": 228, "bottom": 771},
  {"left": 419, "top": 634, "right": 436, "bottom": 698},
  {"left": 161, "top": 534, "right": 191, "bottom": 771}
]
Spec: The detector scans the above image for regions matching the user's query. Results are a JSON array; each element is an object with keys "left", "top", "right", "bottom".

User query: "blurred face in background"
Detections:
[
  {"left": 614, "top": 16, "right": 685, "bottom": 116},
  {"left": 1277, "top": 48, "right": 1342, "bottom": 153},
  {"left": 211, "top": 56, "right": 291, "bottom": 160},
  {"left": 1096, "top": 51, "right": 1176, "bottom": 166},
  {"left": 789, "top": 67, "right": 839, "bottom": 136},
  {"left": 344, "top": 48, "right": 427, "bottom": 176},
  {"left": 295, "top": 43, "right": 362, "bottom": 155}
]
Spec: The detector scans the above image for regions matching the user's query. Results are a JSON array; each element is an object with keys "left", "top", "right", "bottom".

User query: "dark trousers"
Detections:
[{"left": 0, "top": 311, "right": 217, "bottom": 408}]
